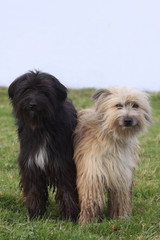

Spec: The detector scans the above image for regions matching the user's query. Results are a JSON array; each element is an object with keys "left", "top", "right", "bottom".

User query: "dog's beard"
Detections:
[
  {"left": 26, "top": 110, "right": 43, "bottom": 130},
  {"left": 111, "top": 118, "right": 142, "bottom": 139}
]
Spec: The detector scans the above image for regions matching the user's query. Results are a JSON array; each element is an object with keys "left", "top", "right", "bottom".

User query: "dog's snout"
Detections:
[
  {"left": 29, "top": 101, "right": 37, "bottom": 110},
  {"left": 124, "top": 117, "right": 133, "bottom": 127}
]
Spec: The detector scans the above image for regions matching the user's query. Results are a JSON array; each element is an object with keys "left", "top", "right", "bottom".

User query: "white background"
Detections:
[{"left": 0, "top": 0, "right": 160, "bottom": 91}]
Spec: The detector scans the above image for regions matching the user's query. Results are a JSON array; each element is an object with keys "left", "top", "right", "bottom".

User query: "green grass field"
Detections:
[{"left": 0, "top": 87, "right": 160, "bottom": 240}]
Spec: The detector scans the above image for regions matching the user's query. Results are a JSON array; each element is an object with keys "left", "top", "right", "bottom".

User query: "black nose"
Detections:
[
  {"left": 124, "top": 117, "right": 133, "bottom": 127},
  {"left": 29, "top": 101, "right": 37, "bottom": 111}
]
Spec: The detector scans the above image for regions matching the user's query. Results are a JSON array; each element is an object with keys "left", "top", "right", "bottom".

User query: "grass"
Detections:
[{"left": 0, "top": 87, "right": 160, "bottom": 240}]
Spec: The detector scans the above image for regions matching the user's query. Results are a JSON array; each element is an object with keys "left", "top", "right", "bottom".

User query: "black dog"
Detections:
[{"left": 8, "top": 71, "right": 79, "bottom": 220}]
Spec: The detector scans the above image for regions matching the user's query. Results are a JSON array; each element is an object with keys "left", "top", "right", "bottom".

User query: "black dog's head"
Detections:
[{"left": 8, "top": 71, "right": 67, "bottom": 129}]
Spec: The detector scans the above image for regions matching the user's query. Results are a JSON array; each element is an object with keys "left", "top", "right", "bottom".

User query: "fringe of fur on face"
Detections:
[
  {"left": 73, "top": 87, "right": 152, "bottom": 224},
  {"left": 8, "top": 71, "right": 80, "bottom": 220}
]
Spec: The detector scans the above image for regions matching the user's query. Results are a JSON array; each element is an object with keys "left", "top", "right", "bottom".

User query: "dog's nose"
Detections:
[
  {"left": 29, "top": 101, "right": 37, "bottom": 110},
  {"left": 124, "top": 117, "right": 133, "bottom": 127}
]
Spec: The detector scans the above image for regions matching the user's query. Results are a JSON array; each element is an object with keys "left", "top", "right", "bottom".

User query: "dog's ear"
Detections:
[
  {"left": 55, "top": 81, "right": 67, "bottom": 101},
  {"left": 92, "top": 88, "right": 111, "bottom": 101},
  {"left": 8, "top": 80, "right": 16, "bottom": 99},
  {"left": 8, "top": 74, "right": 27, "bottom": 99},
  {"left": 8, "top": 78, "right": 21, "bottom": 100}
]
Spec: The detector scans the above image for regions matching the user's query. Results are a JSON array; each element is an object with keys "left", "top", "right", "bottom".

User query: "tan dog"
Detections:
[{"left": 73, "top": 87, "right": 152, "bottom": 224}]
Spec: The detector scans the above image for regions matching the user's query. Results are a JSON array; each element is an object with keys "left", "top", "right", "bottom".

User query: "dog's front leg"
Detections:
[
  {"left": 55, "top": 174, "right": 80, "bottom": 221},
  {"left": 20, "top": 169, "right": 48, "bottom": 219},
  {"left": 78, "top": 177, "right": 105, "bottom": 224},
  {"left": 107, "top": 183, "right": 133, "bottom": 219}
]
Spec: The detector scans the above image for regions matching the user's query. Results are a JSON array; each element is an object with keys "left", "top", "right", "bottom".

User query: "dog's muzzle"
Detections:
[
  {"left": 29, "top": 101, "right": 37, "bottom": 111},
  {"left": 123, "top": 117, "right": 133, "bottom": 127}
]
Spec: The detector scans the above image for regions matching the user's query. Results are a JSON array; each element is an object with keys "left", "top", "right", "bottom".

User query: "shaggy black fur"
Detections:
[{"left": 8, "top": 71, "right": 79, "bottom": 220}]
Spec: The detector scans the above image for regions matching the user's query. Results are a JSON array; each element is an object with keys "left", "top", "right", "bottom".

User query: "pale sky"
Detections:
[{"left": 0, "top": 0, "right": 160, "bottom": 91}]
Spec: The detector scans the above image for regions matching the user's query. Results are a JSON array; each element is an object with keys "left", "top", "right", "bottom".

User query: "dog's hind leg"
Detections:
[
  {"left": 107, "top": 182, "right": 133, "bottom": 219},
  {"left": 20, "top": 169, "right": 48, "bottom": 219}
]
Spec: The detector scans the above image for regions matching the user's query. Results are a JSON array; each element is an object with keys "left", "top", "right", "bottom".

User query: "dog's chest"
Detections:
[
  {"left": 28, "top": 147, "right": 48, "bottom": 170},
  {"left": 100, "top": 146, "right": 137, "bottom": 190}
]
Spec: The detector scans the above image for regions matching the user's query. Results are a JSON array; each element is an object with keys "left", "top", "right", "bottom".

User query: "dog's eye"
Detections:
[
  {"left": 22, "top": 88, "right": 30, "bottom": 95},
  {"left": 132, "top": 103, "right": 139, "bottom": 109},
  {"left": 116, "top": 104, "right": 123, "bottom": 109}
]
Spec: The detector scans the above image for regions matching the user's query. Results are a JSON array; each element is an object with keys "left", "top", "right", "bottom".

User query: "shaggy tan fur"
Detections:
[{"left": 73, "top": 87, "right": 152, "bottom": 224}]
